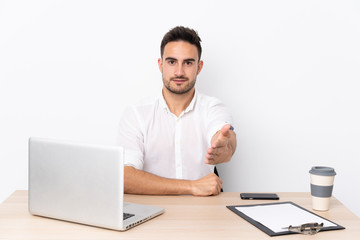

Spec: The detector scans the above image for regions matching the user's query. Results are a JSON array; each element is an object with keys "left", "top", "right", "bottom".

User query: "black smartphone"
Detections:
[{"left": 240, "top": 193, "right": 279, "bottom": 200}]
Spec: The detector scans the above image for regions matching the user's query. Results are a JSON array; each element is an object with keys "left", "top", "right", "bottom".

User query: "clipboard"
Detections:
[{"left": 227, "top": 201, "right": 345, "bottom": 237}]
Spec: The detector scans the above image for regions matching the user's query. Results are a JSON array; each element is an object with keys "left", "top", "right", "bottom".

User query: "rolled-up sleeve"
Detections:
[
  {"left": 206, "top": 98, "right": 233, "bottom": 146},
  {"left": 117, "top": 106, "right": 144, "bottom": 170}
]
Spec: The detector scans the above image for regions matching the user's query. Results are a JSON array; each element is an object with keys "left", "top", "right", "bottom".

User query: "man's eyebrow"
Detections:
[
  {"left": 184, "top": 58, "right": 196, "bottom": 62},
  {"left": 165, "top": 57, "right": 177, "bottom": 61},
  {"left": 164, "top": 57, "right": 196, "bottom": 62}
]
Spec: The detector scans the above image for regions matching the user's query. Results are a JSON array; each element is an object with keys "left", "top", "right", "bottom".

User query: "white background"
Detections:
[{"left": 1, "top": 0, "right": 359, "bottom": 217}]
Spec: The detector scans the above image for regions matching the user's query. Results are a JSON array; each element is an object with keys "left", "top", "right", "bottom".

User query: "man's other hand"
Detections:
[{"left": 190, "top": 173, "right": 223, "bottom": 196}]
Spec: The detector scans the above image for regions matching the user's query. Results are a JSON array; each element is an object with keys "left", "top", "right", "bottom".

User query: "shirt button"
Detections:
[{"left": 177, "top": 163, "right": 181, "bottom": 168}]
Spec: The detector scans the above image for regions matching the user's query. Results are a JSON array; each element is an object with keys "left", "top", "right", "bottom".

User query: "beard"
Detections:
[{"left": 163, "top": 76, "right": 196, "bottom": 94}]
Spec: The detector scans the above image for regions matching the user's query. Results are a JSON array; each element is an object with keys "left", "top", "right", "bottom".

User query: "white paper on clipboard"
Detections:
[{"left": 235, "top": 202, "right": 336, "bottom": 233}]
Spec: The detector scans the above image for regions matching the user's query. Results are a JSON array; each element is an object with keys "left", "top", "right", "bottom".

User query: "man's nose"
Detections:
[{"left": 175, "top": 64, "right": 185, "bottom": 77}]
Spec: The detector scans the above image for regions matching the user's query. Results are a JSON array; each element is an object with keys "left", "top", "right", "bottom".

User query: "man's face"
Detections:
[{"left": 158, "top": 41, "right": 203, "bottom": 95}]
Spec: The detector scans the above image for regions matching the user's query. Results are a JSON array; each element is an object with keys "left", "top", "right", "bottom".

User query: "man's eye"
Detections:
[
  {"left": 185, "top": 61, "right": 193, "bottom": 66},
  {"left": 168, "top": 61, "right": 175, "bottom": 65}
]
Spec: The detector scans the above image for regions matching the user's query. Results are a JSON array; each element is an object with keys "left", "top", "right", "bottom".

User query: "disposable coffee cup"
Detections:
[{"left": 309, "top": 166, "right": 336, "bottom": 211}]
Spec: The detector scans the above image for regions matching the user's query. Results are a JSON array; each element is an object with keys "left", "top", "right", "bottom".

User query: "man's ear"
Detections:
[
  {"left": 197, "top": 60, "right": 204, "bottom": 75},
  {"left": 158, "top": 58, "right": 163, "bottom": 72}
]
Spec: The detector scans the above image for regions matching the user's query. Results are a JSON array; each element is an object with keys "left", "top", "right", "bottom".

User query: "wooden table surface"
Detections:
[{"left": 0, "top": 191, "right": 359, "bottom": 240}]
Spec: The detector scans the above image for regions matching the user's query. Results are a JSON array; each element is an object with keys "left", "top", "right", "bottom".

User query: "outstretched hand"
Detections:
[{"left": 205, "top": 124, "right": 235, "bottom": 165}]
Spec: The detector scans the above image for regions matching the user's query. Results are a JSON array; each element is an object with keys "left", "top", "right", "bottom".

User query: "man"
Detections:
[{"left": 118, "top": 26, "right": 236, "bottom": 196}]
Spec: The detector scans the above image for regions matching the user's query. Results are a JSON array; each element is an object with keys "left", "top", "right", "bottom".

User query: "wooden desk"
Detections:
[{"left": 0, "top": 191, "right": 359, "bottom": 239}]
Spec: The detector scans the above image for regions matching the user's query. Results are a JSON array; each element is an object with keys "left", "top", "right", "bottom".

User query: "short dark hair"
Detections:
[{"left": 160, "top": 26, "right": 202, "bottom": 60}]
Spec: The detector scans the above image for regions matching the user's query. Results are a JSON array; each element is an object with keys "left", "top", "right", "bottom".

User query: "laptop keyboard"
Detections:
[{"left": 123, "top": 213, "right": 135, "bottom": 220}]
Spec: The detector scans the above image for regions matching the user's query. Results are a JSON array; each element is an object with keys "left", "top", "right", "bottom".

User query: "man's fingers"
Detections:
[
  {"left": 191, "top": 173, "right": 223, "bottom": 196},
  {"left": 212, "top": 175, "right": 222, "bottom": 195},
  {"left": 212, "top": 137, "right": 228, "bottom": 149},
  {"left": 205, "top": 154, "right": 216, "bottom": 165},
  {"left": 216, "top": 177, "right": 223, "bottom": 194},
  {"left": 212, "top": 125, "right": 231, "bottom": 148},
  {"left": 220, "top": 124, "right": 232, "bottom": 138},
  {"left": 207, "top": 146, "right": 219, "bottom": 155},
  {"left": 206, "top": 125, "right": 233, "bottom": 165}
]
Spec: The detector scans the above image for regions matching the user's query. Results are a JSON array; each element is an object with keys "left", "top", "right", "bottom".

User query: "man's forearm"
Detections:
[
  {"left": 124, "top": 166, "right": 223, "bottom": 196},
  {"left": 124, "top": 166, "right": 193, "bottom": 195}
]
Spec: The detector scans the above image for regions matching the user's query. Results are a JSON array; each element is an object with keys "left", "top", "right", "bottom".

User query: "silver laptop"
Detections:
[{"left": 28, "top": 137, "right": 164, "bottom": 231}]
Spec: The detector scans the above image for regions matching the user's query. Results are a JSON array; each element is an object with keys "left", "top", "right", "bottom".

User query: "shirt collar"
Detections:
[
  {"left": 159, "top": 89, "right": 198, "bottom": 115},
  {"left": 159, "top": 90, "right": 169, "bottom": 111},
  {"left": 184, "top": 90, "right": 197, "bottom": 113}
]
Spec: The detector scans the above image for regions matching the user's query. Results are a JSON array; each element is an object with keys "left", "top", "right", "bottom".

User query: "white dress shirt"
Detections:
[{"left": 117, "top": 90, "right": 233, "bottom": 180}]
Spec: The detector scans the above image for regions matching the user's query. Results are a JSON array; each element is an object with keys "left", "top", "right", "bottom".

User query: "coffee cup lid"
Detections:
[{"left": 309, "top": 166, "right": 336, "bottom": 176}]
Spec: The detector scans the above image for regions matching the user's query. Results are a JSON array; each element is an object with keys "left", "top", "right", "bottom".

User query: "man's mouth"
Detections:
[{"left": 171, "top": 78, "right": 188, "bottom": 84}]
